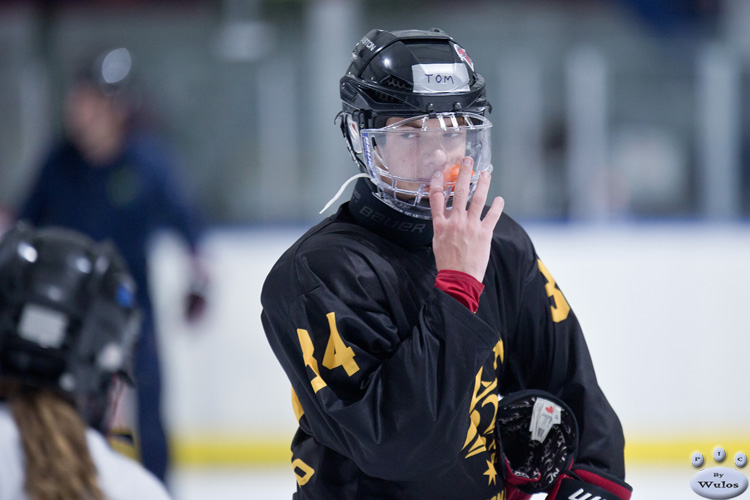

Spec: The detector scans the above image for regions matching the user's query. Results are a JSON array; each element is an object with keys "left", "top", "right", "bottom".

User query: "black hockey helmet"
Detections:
[
  {"left": 0, "top": 222, "right": 141, "bottom": 430},
  {"left": 336, "top": 28, "right": 493, "bottom": 219},
  {"left": 340, "top": 28, "right": 490, "bottom": 130}
]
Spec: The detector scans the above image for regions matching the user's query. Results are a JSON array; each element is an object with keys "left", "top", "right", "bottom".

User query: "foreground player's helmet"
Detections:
[
  {"left": 339, "top": 28, "right": 493, "bottom": 219},
  {"left": 0, "top": 223, "right": 141, "bottom": 430}
]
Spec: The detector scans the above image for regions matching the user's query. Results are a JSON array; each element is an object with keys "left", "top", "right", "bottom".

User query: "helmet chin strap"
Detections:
[{"left": 319, "top": 173, "right": 370, "bottom": 215}]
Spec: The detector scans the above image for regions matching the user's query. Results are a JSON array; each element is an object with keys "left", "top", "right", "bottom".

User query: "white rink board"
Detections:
[{"left": 149, "top": 222, "right": 750, "bottom": 445}]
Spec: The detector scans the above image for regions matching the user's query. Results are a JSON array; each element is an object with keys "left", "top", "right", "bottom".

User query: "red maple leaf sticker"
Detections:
[
  {"left": 545, "top": 406, "right": 554, "bottom": 413},
  {"left": 454, "top": 44, "right": 474, "bottom": 71}
]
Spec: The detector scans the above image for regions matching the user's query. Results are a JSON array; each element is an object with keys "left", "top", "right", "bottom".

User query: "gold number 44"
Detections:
[
  {"left": 322, "top": 312, "right": 359, "bottom": 375},
  {"left": 297, "top": 312, "right": 360, "bottom": 393}
]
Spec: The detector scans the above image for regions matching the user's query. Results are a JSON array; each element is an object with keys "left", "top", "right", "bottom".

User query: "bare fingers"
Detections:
[
  {"left": 451, "top": 157, "right": 474, "bottom": 211},
  {"left": 467, "top": 170, "right": 491, "bottom": 220},
  {"left": 482, "top": 195, "right": 505, "bottom": 230},
  {"left": 429, "top": 170, "right": 446, "bottom": 221}
]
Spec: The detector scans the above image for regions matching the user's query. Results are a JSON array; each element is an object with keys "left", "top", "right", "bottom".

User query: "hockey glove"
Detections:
[
  {"left": 184, "top": 256, "right": 209, "bottom": 323},
  {"left": 184, "top": 284, "right": 207, "bottom": 322},
  {"left": 496, "top": 390, "right": 578, "bottom": 499}
]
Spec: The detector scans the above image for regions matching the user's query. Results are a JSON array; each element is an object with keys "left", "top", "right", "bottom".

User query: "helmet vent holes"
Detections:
[
  {"left": 363, "top": 87, "right": 400, "bottom": 105},
  {"left": 380, "top": 75, "right": 412, "bottom": 92}
]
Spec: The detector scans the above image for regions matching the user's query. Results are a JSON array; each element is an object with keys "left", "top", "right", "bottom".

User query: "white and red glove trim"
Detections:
[
  {"left": 502, "top": 455, "right": 540, "bottom": 500},
  {"left": 546, "top": 465, "right": 632, "bottom": 500}
]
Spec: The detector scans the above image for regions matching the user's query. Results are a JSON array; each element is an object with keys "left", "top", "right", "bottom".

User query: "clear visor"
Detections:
[{"left": 361, "top": 112, "right": 492, "bottom": 218}]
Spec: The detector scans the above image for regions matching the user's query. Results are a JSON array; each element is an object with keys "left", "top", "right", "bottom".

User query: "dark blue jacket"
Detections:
[{"left": 19, "top": 132, "right": 203, "bottom": 318}]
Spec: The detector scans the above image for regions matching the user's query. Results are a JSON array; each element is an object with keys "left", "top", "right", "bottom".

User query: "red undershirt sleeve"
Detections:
[{"left": 434, "top": 269, "right": 484, "bottom": 313}]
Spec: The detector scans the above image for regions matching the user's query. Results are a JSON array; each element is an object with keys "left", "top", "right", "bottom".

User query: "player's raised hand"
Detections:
[{"left": 429, "top": 157, "right": 504, "bottom": 283}]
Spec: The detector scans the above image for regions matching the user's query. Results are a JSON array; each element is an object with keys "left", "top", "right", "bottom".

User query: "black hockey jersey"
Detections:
[{"left": 261, "top": 179, "right": 625, "bottom": 500}]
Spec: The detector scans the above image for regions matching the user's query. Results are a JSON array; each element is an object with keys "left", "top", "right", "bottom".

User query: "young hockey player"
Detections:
[
  {"left": 0, "top": 223, "right": 172, "bottom": 499},
  {"left": 261, "top": 28, "right": 631, "bottom": 499}
]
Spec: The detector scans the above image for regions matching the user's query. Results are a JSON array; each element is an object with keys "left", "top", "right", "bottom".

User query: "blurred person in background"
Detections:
[
  {"left": 261, "top": 28, "right": 631, "bottom": 499},
  {"left": 0, "top": 222, "right": 172, "bottom": 500},
  {"left": 15, "top": 47, "right": 209, "bottom": 485}
]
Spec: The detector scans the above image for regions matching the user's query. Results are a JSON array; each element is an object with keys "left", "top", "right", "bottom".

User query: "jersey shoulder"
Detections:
[
  {"left": 262, "top": 208, "right": 388, "bottom": 300},
  {"left": 494, "top": 212, "right": 537, "bottom": 255},
  {"left": 87, "top": 429, "right": 172, "bottom": 499},
  {"left": 0, "top": 405, "right": 25, "bottom": 499},
  {"left": 487, "top": 212, "right": 542, "bottom": 286}
]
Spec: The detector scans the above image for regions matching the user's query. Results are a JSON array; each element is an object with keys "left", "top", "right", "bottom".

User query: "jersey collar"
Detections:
[{"left": 347, "top": 178, "right": 434, "bottom": 249}]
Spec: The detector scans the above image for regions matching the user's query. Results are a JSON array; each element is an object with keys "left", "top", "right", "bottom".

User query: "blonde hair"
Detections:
[{"left": 1, "top": 380, "right": 104, "bottom": 500}]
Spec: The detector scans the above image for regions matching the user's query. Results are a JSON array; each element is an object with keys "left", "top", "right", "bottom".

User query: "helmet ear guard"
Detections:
[
  {"left": 345, "top": 113, "right": 364, "bottom": 155},
  {"left": 72, "top": 240, "right": 141, "bottom": 429},
  {"left": 335, "top": 111, "right": 365, "bottom": 176}
]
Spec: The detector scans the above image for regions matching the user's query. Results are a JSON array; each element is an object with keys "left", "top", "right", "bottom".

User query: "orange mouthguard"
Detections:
[{"left": 443, "top": 164, "right": 475, "bottom": 189}]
